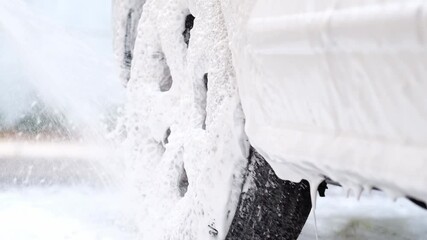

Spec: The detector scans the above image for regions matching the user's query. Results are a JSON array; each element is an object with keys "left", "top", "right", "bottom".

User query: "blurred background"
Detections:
[
  {"left": 0, "top": 1, "right": 426, "bottom": 240},
  {"left": 0, "top": 0, "right": 123, "bottom": 141},
  {"left": 0, "top": 1, "right": 138, "bottom": 239}
]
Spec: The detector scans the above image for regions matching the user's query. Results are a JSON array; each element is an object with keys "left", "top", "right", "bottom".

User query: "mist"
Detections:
[{"left": 0, "top": 0, "right": 123, "bottom": 138}]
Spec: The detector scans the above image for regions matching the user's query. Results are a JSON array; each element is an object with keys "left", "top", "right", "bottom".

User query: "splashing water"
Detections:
[
  {"left": 0, "top": 0, "right": 123, "bottom": 139},
  {"left": 0, "top": 2, "right": 136, "bottom": 239}
]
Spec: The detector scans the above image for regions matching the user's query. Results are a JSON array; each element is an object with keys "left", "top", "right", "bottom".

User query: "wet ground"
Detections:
[
  {"left": 0, "top": 142, "right": 426, "bottom": 240},
  {"left": 0, "top": 186, "right": 137, "bottom": 240},
  {"left": 299, "top": 186, "right": 427, "bottom": 240},
  {"left": 0, "top": 141, "right": 135, "bottom": 240}
]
